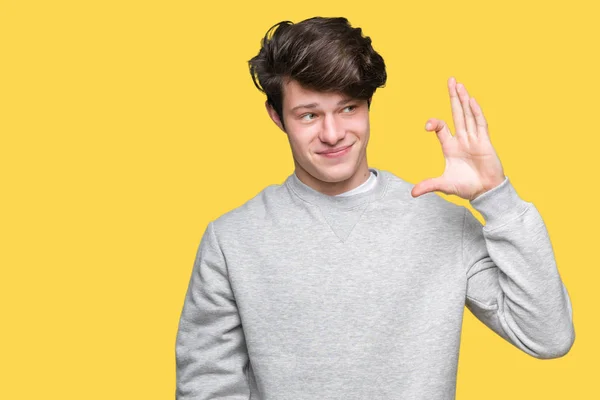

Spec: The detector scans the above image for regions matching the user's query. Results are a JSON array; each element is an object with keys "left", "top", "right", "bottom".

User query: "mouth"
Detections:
[{"left": 318, "top": 144, "right": 353, "bottom": 158}]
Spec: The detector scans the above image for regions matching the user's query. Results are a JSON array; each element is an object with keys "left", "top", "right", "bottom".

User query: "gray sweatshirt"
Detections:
[{"left": 175, "top": 167, "right": 575, "bottom": 399}]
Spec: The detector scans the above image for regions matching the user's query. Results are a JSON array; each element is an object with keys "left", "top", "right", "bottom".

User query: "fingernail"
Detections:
[{"left": 425, "top": 122, "right": 432, "bottom": 130}]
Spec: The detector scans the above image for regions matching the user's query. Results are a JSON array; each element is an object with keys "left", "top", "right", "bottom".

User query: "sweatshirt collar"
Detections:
[{"left": 285, "top": 167, "right": 388, "bottom": 209}]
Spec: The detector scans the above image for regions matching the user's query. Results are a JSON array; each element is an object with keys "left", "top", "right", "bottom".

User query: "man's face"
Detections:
[{"left": 266, "top": 79, "right": 371, "bottom": 196}]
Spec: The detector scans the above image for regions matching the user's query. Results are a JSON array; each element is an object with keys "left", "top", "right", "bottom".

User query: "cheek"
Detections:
[
  {"left": 346, "top": 116, "right": 369, "bottom": 136},
  {"left": 288, "top": 125, "right": 320, "bottom": 145},
  {"left": 287, "top": 131, "right": 313, "bottom": 155}
]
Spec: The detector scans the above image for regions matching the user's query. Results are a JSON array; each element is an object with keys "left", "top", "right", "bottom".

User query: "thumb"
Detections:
[{"left": 411, "top": 177, "right": 454, "bottom": 198}]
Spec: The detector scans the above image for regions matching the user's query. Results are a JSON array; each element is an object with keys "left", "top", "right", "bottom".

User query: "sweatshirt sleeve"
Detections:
[
  {"left": 175, "top": 221, "right": 250, "bottom": 399},
  {"left": 463, "top": 176, "right": 575, "bottom": 359}
]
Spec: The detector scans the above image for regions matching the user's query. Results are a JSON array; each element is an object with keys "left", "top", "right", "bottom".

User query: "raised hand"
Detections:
[{"left": 411, "top": 77, "right": 506, "bottom": 201}]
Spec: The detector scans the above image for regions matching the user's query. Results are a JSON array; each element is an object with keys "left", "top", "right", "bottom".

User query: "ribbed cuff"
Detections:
[{"left": 469, "top": 176, "right": 531, "bottom": 229}]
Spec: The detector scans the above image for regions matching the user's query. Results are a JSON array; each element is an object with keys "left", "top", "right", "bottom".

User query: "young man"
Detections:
[{"left": 175, "top": 16, "right": 575, "bottom": 399}]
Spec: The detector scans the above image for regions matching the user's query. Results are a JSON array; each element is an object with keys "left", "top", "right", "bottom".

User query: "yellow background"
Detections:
[{"left": 1, "top": 0, "right": 598, "bottom": 398}]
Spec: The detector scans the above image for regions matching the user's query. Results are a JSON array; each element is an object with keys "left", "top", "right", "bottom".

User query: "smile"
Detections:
[{"left": 318, "top": 144, "right": 353, "bottom": 158}]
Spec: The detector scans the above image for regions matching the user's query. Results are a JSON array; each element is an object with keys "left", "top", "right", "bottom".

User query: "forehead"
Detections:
[{"left": 282, "top": 79, "right": 349, "bottom": 107}]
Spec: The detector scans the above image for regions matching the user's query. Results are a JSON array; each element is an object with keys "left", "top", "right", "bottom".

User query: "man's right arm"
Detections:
[{"left": 175, "top": 221, "right": 250, "bottom": 399}]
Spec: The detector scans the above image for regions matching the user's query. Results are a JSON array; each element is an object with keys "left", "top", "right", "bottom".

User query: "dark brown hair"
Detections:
[{"left": 248, "top": 17, "right": 387, "bottom": 129}]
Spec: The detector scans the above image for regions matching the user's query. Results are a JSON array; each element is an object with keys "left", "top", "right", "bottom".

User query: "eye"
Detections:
[
  {"left": 300, "top": 113, "right": 317, "bottom": 121},
  {"left": 343, "top": 105, "right": 357, "bottom": 113}
]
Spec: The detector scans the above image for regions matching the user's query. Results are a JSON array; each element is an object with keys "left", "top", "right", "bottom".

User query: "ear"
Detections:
[{"left": 265, "top": 101, "right": 286, "bottom": 133}]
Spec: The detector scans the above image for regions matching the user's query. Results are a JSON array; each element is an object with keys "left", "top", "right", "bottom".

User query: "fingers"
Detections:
[
  {"left": 469, "top": 97, "right": 489, "bottom": 138},
  {"left": 411, "top": 176, "right": 455, "bottom": 198},
  {"left": 456, "top": 82, "right": 477, "bottom": 136},
  {"left": 425, "top": 118, "right": 452, "bottom": 145},
  {"left": 447, "top": 77, "right": 466, "bottom": 136},
  {"left": 432, "top": 78, "right": 488, "bottom": 142}
]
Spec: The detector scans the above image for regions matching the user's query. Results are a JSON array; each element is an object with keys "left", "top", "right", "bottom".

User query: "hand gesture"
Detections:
[{"left": 411, "top": 77, "right": 506, "bottom": 201}]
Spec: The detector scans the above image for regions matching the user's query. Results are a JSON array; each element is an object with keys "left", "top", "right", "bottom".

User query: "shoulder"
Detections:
[{"left": 210, "top": 180, "right": 288, "bottom": 237}]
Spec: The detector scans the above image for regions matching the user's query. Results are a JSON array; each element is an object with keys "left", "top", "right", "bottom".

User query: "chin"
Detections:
[{"left": 311, "top": 163, "right": 357, "bottom": 183}]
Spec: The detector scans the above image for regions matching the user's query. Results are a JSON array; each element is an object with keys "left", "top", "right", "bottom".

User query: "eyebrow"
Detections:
[{"left": 291, "top": 98, "right": 354, "bottom": 112}]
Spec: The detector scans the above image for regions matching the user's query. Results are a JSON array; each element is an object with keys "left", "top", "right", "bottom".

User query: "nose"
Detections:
[{"left": 319, "top": 114, "right": 346, "bottom": 145}]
